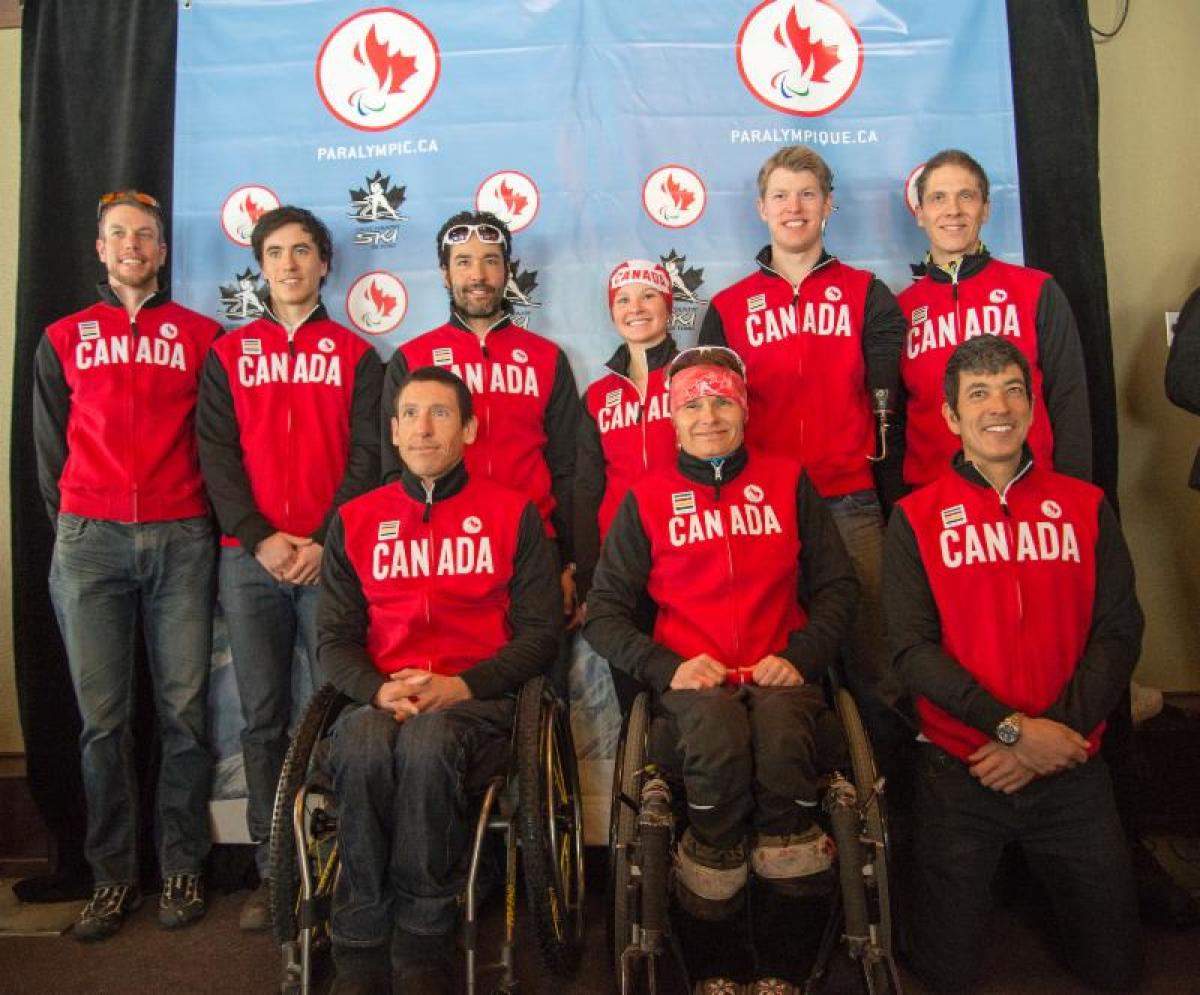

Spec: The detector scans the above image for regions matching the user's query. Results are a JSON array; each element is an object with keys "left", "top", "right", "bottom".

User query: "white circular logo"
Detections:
[
  {"left": 159, "top": 323, "right": 178, "bottom": 340},
  {"left": 475, "top": 171, "right": 540, "bottom": 233},
  {"left": 220, "top": 185, "right": 281, "bottom": 246},
  {"left": 345, "top": 271, "right": 408, "bottom": 336},
  {"left": 989, "top": 289, "right": 1008, "bottom": 304},
  {"left": 642, "top": 165, "right": 707, "bottom": 229},
  {"left": 511, "top": 348, "right": 528, "bottom": 363},
  {"left": 463, "top": 516, "right": 482, "bottom": 534},
  {"left": 736, "top": 0, "right": 864, "bottom": 118},
  {"left": 904, "top": 162, "right": 925, "bottom": 217},
  {"left": 318, "top": 337, "right": 335, "bottom": 354},
  {"left": 743, "top": 484, "right": 764, "bottom": 503},
  {"left": 1041, "top": 500, "right": 1062, "bottom": 519},
  {"left": 316, "top": 9, "right": 440, "bottom": 132},
  {"left": 825, "top": 286, "right": 842, "bottom": 302}
]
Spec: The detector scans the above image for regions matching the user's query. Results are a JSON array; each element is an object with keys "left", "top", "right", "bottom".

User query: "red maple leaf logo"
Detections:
[
  {"left": 241, "top": 194, "right": 266, "bottom": 225},
  {"left": 497, "top": 179, "right": 528, "bottom": 217},
  {"left": 774, "top": 4, "right": 841, "bottom": 83},
  {"left": 661, "top": 173, "right": 696, "bottom": 213},
  {"left": 354, "top": 24, "right": 418, "bottom": 95},
  {"left": 367, "top": 280, "right": 397, "bottom": 317}
]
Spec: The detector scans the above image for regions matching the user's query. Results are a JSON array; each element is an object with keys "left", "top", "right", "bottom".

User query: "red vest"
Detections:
[
  {"left": 898, "top": 464, "right": 1104, "bottom": 761},
  {"left": 709, "top": 260, "right": 875, "bottom": 497},
  {"left": 898, "top": 260, "right": 1054, "bottom": 487},
  {"left": 46, "top": 298, "right": 220, "bottom": 522},
  {"left": 337, "top": 477, "right": 527, "bottom": 677},
  {"left": 632, "top": 454, "right": 807, "bottom": 681},
  {"left": 401, "top": 322, "right": 559, "bottom": 530},
  {"left": 210, "top": 315, "right": 373, "bottom": 543},
  {"left": 585, "top": 366, "right": 676, "bottom": 539}
]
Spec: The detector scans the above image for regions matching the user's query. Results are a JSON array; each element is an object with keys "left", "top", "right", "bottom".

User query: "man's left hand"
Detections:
[
  {"left": 968, "top": 741, "right": 1037, "bottom": 794},
  {"left": 282, "top": 538, "right": 323, "bottom": 586},
  {"left": 392, "top": 668, "right": 472, "bottom": 713},
  {"left": 752, "top": 655, "right": 803, "bottom": 687}
]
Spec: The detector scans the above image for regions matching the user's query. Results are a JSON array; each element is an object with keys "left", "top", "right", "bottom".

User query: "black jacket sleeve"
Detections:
[
  {"left": 1166, "top": 286, "right": 1200, "bottom": 415},
  {"left": 545, "top": 350, "right": 580, "bottom": 563},
  {"left": 316, "top": 512, "right": 386, "bottom": 705},
  {"left": 779, "top": 472, "right": 859, "bottom": 682},
  {"left": 1041, "top": 498, "right": 1144, "bottom": 733},
  {"left": 380, "top": 348, "right": 410, "bottom": 483},
  {"left": 698, "top": 301, "right": 727, "bottom": 346},
  {"left": 584, "top": 491, "right": 683, "bottom": 693},
  {"left": 316, "top": 349, "right": 383, "bottom": 544},
  {"left": 1036, "top": 278, "right": 1093, "bottom": 482},
  {"left": 196, "top": 350, "right": 275, "bottom": 552},
  {"left": 863, "top": 277, "right": 907, "bottom": 508},
  {"left": 884, "top": 506, "right": 1014, "bottom": 736},
  {"left": 459, "top": 503, "right": 562, "bottom": 700},
  {"left": 573, "top": 396, "right": 606, "bottom": 600},
  {"left": 32, "top": 336, "right": 70, "bottom": 524}
]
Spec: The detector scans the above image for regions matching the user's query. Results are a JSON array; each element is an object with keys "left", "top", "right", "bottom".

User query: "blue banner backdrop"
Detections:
[{"left": 174, "top": 0, "right": 1020, "bottom": 833}]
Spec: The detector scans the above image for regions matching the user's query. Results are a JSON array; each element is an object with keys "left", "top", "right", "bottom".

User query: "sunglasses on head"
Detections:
[
  {"left": 97, "top": 190, "right": 161, "bottom": 219},
  {"left": 667, "top": 345, "right": 748, "bottom": 383},
  {"left": 441, "top": 223, "right": 505, "bottom": 248}
]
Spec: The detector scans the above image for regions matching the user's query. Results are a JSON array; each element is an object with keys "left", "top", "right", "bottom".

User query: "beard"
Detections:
[{"left": 448, "top": 281, "right": 506, "bottom": 320}]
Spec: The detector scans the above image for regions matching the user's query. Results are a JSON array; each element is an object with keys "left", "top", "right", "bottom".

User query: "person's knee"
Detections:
[{"left": 331, "top": 706, "right": 397, "bottom": 781}]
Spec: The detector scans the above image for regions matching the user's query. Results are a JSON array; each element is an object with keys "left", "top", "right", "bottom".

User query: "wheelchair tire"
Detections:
[
  {"left": 516, "top": 674, "right": 586, "bottom": 975},
  {"left": 607, "top": 690, "right": 651, "bottom": 990},
  {"left": 268, "top": 683, "right": 350, "bottom": 946}
]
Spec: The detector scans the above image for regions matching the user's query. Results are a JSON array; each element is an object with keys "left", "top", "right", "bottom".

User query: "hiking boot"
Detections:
[
  {"left": 674, "top": 828, "right": 747, "bottom": 920},
  {"left": 74, "top": 883, "right": 142, "bottom": 942},
  {"left": 238, "top": 880, "right": 272, "bottom": 932},
  {"left": 158, "top": 871, "right": 206, "bottom": 929}
]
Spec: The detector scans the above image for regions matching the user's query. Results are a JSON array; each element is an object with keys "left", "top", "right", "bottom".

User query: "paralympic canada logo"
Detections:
[
  {"left": 642, "top": 165, "right": 707, "bottom": 229},
  {"left": 220, "top": 185, "right": 281, "bottom": 246},
  {"left": 346, "top": 271, "right": 408, "bottom": 335},
  {"left": 476, "top": 171, "right": 540, "bottom": 233},
  {"left": 316, "top": 9, "right": 440, "bottom": 132},
  {"left": 736, "top": 0, "right": 864, "bottom": 117}
]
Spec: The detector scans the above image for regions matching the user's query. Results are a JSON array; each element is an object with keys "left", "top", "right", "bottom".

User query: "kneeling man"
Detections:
[
  {"left": 318, "top": 366, "right": 560, "bottom": 993},
  {"left": 885, "top": 336, "right": 1141, "bottom": 992}
]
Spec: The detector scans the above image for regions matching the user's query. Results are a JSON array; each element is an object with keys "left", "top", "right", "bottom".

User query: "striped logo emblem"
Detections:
[
  {"left": 432, "top": 347, "right": 454, "bottom": 367},
  {"left": 940, "top": 504, "right": 967, "bottom": 529},
  {"left": 377, "top": 520, "right": 400, "bottom": 540},
  {"left": 747, "top": 293, "right": 766, "bottom": 313},
  {"left": 242, "top": 338, "right": 262, "bottom": 356},
  {"left": 605, "top": 388, "right": 622, "bottom": 407},
  {"left": 911, "top": 305, "right": 928, "bottom": 325},
  {"left": 77, "top": 320, "right": 100, "bottom": 341},
  {"left": 671, "top": 491, "right": 696, "bottom": 515}
]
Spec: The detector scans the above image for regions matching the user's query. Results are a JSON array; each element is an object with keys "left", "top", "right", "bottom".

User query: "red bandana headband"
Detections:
[
  {"left": 608, "top": 258, "right": 673, "bottom": 313},
  {"left": 668, "top": 363, "right": 748, "bottom": 416}
]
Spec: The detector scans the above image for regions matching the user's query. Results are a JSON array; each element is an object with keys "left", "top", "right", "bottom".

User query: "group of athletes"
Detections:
[{"left": 30, "top": 143, "right": 1160, "bottom": 994}]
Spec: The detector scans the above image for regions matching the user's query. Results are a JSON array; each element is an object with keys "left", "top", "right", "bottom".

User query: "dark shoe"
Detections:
[
  {"left": 238, "top": 880, "right": 272, "bottom": 932},
  {"left": 332, "top": 945, "right": 391, "bottom": 995},
  {"left": 74, "top": 884, "right": 142, "bottom": 942},
  {"left": 674, "top": 828, "right": 747, "bottom": 921},
  {"left": 1133, "top": 841, "right": 1200, "bottom": 929},
  {"left": 158, "top": 872, "right": 206, "bottom": 929},
  {"left": 748, "top": 979, "right": 798, "bottom": 995},
  {"left": 391, "top": 926, "right": 455, "bottom": 994},
  {"left": 694, "top": 978, "right": 743, "bottom": 995}
]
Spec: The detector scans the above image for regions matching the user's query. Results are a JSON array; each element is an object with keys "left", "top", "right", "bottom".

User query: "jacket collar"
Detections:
[
  {"left": 97, "top": 283, "right": 168, "bottom": 312},
  {"left": 448, "top": 310, "right": 512, "bottom": 335},
  {"left": 755, "top": 244, "right": 836, "bottom": 281},
  {"left": 398, "top": 458, "right": 469, "bottom": 504},
  {"left": 910, "top": 244, "right": 991, "bottom": 282},
  {"left": 604, "top": 335, "right": 678, "bottom": 377},
  {"left": 676, "top": 444, "right": 749, "bottom": 487},
  {"left": 951, "top": 445, "right": 1035, "bottom": 494},
  {"left": 262, "top": 299, "right": 328, "bottom": 330}
]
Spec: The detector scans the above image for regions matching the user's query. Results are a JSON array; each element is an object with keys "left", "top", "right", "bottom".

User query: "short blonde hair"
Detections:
[{"left": 756, "top": 146, "right": 834, "bottom": 199}]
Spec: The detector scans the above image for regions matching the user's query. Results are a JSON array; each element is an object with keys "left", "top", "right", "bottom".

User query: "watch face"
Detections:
[{"left": 997, "top": 716, "right": 1021, "bottom": 745}]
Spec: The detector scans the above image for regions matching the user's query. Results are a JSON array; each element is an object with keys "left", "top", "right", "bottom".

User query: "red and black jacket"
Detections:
[
  {"left": 381, "top": 312, "right": 579, "bottom": 559},
  {"left": 197, "top": 302, "right": 382, "bottom": 551},
  {"left": 699, "top": 247, "right": 905, "bottom": 501},
  {"left": 885, "top": 452, "right": 1143, "bottom": 763},
  {"left": 575, "top": 335, "right": 678, "bottom": 598},
  {"left": 34, "top": 285, "right": 221, "bottom": 524},
  {"left": 584, "top": 445, "right": 858, "bottom": 694},
  {"left": 317, "top": 459, "right": 561, "bottom": 706},
  {"left": 897, "top": 251, "right": 1092, "bottom": 488}
]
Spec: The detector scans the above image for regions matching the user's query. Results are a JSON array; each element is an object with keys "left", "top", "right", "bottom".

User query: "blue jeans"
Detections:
[
  {"left": 219, "top": 546, "right": 320, "bottom": 874},
  {"left": 825, "top": 490, "right": 911, "bottom": 764},
  {"left": 49, "top": 514, "right": 215, "bottom": 887},
  {"left": 909, "top": 744, "right": 1139, "bottom": 991},
  {"left": 328, "top": 698, "right": 514, "bottom": 946}
]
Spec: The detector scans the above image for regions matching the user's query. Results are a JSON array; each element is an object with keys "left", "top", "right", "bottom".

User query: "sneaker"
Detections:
[
  {"left": 239, "top": 880, "right": 272, "bottom": 932},
  {"left": 158, "top": 872, "right": 206, "bottom": 929},
  {"left": 74, "top": 884, "right": 142, "bottom": 942},
  {"left": 751, "top": 827, "right": 834, "bottom": 881}
]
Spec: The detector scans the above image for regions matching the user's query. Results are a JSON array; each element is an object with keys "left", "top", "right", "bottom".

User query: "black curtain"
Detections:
[
  {"left": 13, "top": 0, "right": 178, "bottom": 877},
  {"left": 11, "top": 0, "right": 1117, "bottom": 861}
]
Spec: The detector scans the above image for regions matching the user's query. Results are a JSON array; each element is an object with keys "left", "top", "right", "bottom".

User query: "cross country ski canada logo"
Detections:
[
  {"left": 476, "top": 171, "right": 540, "bottom": 233},
  {"left": 643, "top": 165, "right": 707, "bottom": 228},
  {"left": 659, "top": 249, "right": 708, "bottom": 330},
  {"left": 346, "top": 271, "right": 408, "bottom": 335},
  {"left": 220, "top": 186, "right": 281, "bottom": 246},
  {"left": 347, "top": 170, "right": 408, "bottom": 247},
  {"left": 504, "top": 259, "right": 542, "bottom": 329},
  {"left": 904, "top": 163, "right": 924, "bottom": 216},
  {"left": 316, "top": 9, "right": 440, "bottom": 132},
  {"left": 736, "top": 0, "right": 864, "bottom": 117},
  {"left": 218, "top": 269, "right": 269, "bottom": 321}
]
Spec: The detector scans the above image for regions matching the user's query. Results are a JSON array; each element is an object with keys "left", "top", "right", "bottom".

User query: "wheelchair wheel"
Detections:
[
  {"left": 516, "top": 674, "right": 586, "bottom": 975},
  {"left": 607, "top": 690, "right": 651, "bottom": 991},
  {"left": 268, "top": 683, "right": 350, "bottom": 947}
]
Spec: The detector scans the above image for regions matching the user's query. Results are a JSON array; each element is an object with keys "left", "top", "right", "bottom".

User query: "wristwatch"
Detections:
[{"left": 995, "top": 712, "right": 1024, "bottom": 746}]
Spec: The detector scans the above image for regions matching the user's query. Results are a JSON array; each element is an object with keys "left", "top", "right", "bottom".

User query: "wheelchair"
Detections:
[
  {"left": 268, "top": 674, "right": 585, "bottom": 995},
  {"left": 608, "top": 683, "right": 900, "bottom": 995}
]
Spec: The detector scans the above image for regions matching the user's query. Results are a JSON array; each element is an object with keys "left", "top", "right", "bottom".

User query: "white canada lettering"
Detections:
[
  {"left": 447, "top": 361, "right": 539, "bottom": 397},
  {"left": 906, "top": 304, "right": 1023, "bottom": 360},
  {"left": 668, "top": 504, "right": 783, "bottom": 547},
  {"left": 597, "top": 390, "right": 670, "bottom": 433},
  {"left": 372, "top": 536, "right": 495, "bottom": 580},
  {"left": 237, "top": 352, "right": 343, "bottom": 387},
  {"left": 75, "top": 336, "right": 186, "bottom": 371},
  {"left": 939, "top": 520, "right": 1081, "bottom": 569},
  {"left": 745, "top": 302, "right": 851, "bottom": 346}
]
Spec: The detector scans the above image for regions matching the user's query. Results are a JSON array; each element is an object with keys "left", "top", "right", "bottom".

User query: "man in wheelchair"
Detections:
[
  {"left": 317, "top": 366, "right": 561, "bottom": 993},
  {"left": 585, "top": 346, "right": 860, "bottom": 993}
]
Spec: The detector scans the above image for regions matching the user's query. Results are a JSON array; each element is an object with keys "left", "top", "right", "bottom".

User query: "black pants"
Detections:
[
  {"left": 658, "top": 684, "right": 828, "bottom": 849},
  {"left": 908, "top": 743, "right": 1140, "bottom": 992}
]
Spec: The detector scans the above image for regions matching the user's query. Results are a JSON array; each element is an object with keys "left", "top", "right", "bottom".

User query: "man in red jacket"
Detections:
[
  {"left": 33, "top": 191, "right": 221, "bottom": 939},
  {"left": 885, "top": 336, "right": 1140, "bottom": 991},
  {"left": 320, "top": 366, "right": 559, "bottom": 994},
  {"left": 197, "top": 206, "right": 381, "bottom": 930}
]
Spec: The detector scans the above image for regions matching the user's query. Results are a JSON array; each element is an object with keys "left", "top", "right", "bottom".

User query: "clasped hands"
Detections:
[
  {"left": 669, "top": 652, "right": 802, "bottom": 690},
  {"left": 255, "top": 531, "right": 323, "bottom": 585},
  {"left": 372, "top": 668, "right": 471, "bottom": 723},
  {"left": 969, "top": 716, "right": 1090, "bottom": 795}
]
